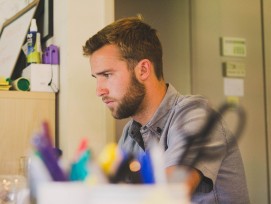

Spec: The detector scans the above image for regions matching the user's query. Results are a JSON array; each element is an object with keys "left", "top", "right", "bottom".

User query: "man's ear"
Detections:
[{"left": 135, "top": 59, "right": 152, "bottom": 81}]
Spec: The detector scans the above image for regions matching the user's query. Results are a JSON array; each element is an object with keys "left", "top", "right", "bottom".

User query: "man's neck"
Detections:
[{"left": 132, "top": 81, "right": 167, "bottom": 125}]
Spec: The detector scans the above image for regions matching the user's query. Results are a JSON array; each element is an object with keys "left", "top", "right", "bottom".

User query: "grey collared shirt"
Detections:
[{"left": 118, "top": 83, "right": 249, "bottom": 203}]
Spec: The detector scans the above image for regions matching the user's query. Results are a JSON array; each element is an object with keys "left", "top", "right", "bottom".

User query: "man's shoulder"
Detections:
[
  {"left": 118, "top": 120, "right": 133, "bottom": 144},
  {"left": 122, "top": 120, "right": 133, "bottom": 132},
  {"left": 174, "top": 94, "right": 210, "bottom": 110}
]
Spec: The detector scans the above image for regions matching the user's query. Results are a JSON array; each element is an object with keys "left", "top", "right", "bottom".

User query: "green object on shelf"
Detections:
[{"left": 12, "top": 77, "right": 30, "bottom": 91}]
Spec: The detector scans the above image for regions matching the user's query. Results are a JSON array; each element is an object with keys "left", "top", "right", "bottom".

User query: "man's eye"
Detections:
[{"left": 104, "top": 73, "right": 111, "bottom": 78}]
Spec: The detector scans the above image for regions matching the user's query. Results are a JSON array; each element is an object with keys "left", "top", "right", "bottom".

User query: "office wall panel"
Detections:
[{"left": 190, "top": 0, "right": 268, "bottom": 203}]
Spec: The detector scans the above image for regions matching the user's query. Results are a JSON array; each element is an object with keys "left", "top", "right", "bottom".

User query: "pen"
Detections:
[
  {"left": 69, "top": 149, "right": 91, "bottom": 181},
  {"left": 138, "top": 151, "right": 155, "bottom": 184},
  {"left": 32, "top": 131, "right": 67, "bottom": 181}
]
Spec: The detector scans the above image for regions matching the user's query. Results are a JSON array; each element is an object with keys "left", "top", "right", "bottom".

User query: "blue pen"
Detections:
[{"left": 138, "top": 151, "right": 155, "bottom": 184}]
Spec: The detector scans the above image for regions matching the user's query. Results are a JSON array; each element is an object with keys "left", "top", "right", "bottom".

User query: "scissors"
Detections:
[{"left": 178, "top": 102, "right": 246, "bottom": 168}]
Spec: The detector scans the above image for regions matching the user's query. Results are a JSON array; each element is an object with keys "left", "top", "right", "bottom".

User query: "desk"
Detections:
[{"left": 0, "top": 91, "right": 55, "bottom": 174}]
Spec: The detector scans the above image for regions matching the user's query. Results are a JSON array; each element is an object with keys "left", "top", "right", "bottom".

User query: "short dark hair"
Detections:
[{"left": 83, "top": 16, "right": 164, "bottom": 80}]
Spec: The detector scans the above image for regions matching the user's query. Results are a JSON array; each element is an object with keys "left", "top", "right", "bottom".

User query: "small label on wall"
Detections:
[
  {"left": 221, "top": 37, "right": 246, "bottom": 57},
  {"left": 224, "top": 78, "right": 244, "bottom": 96},
  {"left": 222, "top": 62, "right": 246, "bottom": 78},
  {"left": 226, "top": 96, "right": 240, "bottom": 105}
]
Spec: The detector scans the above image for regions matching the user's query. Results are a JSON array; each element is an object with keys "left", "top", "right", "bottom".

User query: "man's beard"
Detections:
[{"left": 113, "top": 72, "right": 146, "bottom": 119}]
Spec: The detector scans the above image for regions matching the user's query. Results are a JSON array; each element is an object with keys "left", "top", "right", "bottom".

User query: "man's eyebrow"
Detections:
[{"left": 91, "top": 69, "right": 112, "bottom": 78}]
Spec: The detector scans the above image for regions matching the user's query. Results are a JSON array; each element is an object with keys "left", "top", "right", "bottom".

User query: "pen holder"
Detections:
[
  {"left": 37, "top": 183, "right": 190, "bottom": 204},
  {"left": 12, "top": 77, "right": 30, "bottom": 91}
]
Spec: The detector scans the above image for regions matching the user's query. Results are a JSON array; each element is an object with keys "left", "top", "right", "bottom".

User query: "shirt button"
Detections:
[{"left": 156, "top": 127, "right": 162, "bottom": 134}]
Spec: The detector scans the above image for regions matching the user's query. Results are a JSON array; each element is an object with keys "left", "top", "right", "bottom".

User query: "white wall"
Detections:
[
  {"left": 0, "top": 0, "right": 31, "bottom": 28},
  {"left": 52, "top": 0, "right": 115, "bottom": 160}
]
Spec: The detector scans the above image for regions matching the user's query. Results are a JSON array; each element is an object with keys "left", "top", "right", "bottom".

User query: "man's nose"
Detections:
[{"left": 96, "top": 86, "right": 108, "bottom": 97}]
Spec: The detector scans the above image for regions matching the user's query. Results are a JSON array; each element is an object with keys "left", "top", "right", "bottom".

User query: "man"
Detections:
[{"left": 83, "top": 16, "right": 249, "bottom": 203}]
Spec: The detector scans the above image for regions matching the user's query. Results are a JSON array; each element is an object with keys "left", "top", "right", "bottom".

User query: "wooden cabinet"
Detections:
[{"left": 0, "top": 91, "right": 55, "bottom": 174}]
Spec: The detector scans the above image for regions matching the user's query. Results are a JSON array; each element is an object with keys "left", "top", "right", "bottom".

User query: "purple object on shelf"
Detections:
[{"left": 43, "top": 44, "right": 59, "bottom": 64}]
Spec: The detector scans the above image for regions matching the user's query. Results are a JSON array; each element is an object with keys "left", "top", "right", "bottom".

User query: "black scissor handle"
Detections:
[{"left": 178, "top": 102, "right": 246, "bottom": 168}]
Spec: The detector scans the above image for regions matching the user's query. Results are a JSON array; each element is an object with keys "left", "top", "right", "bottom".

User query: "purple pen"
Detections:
[{"left": 33, "top": 132, "right": 67, "bottom": 181}]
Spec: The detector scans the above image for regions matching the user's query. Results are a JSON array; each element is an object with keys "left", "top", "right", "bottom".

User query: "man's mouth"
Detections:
[{"left": 102, "top": 97, "right": 114, "bottom": 105}]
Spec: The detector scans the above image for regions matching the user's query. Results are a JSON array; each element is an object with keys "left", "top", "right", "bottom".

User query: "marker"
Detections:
[
  {"left": 138, "top": 151, "right": 155, "bottom": 184},
  {"left": 32, "top": 129, "right": 67, "bottom": 181},
  {"left": 69, "top": 149, "right": 91, "bottom": 181}
]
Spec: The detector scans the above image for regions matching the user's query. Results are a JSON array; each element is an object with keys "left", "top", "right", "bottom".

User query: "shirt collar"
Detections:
[{"left": 130, "top": 83, "right": 181, "bottom": 137}]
